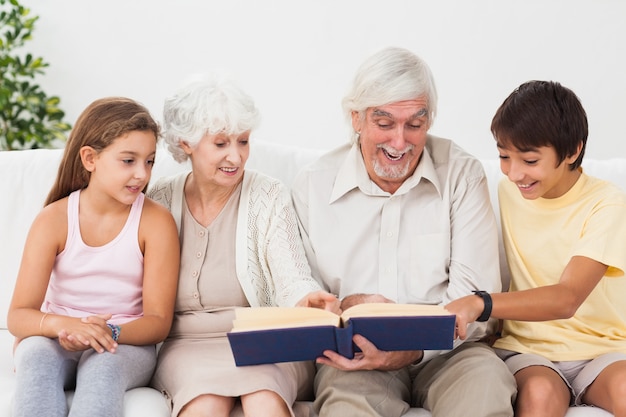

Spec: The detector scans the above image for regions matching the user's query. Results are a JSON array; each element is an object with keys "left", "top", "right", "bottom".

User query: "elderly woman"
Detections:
[{"left": 148, "top": 74, "right": 339, "bottom": 417}]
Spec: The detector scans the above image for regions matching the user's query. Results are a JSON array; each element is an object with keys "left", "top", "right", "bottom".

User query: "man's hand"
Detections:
[
  {"left": 296, "top": 290, "right": 341, "bottom": 314},
  {"left": 316, "top": 334, "right": 423, "bottom": 371},
  {"left": 340, "top": 293, "right": 394, "bottom": 311}
]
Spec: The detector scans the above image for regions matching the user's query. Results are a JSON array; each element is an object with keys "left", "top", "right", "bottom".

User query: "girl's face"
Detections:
[
  {"left": 184, "top": 131, "right": 250, "bottom": 189},
  {"left": 87, "top": 130, "right": 156, "bottom": 205},
  {"left": 497, "top": 143, "right": 581, "bottom": 199}
]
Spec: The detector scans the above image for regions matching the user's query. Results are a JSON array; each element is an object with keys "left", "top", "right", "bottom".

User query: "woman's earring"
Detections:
[{"left": 356, "top": 131, "right": 361, "bottom": 141}]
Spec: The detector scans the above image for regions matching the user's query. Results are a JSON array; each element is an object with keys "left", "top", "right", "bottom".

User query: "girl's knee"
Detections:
[{"left": 14, "top": 337, "right": 66, "bottom": 372}]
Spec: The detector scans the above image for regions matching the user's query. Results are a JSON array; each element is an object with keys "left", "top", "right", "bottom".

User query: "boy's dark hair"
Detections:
[{"left": 491, "top": 80, "right": 588, "bottom": 170}]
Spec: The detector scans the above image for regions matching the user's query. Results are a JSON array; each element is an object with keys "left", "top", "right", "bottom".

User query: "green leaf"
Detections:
[{"left": 0, "top": 0, "right": 71, "bottom": 150}]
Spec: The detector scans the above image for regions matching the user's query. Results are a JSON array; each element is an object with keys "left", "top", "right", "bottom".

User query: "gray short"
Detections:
[{"left": 496, "top": 348, "right": 626, "bottom": 405}]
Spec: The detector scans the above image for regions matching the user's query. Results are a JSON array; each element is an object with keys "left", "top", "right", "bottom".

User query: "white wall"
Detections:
[{"left": 23, "top": 0, "right": 626, "bottom": 160}]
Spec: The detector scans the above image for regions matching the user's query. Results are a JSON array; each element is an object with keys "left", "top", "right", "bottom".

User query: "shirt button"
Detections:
[
  {"left": 386, "top": 231, "right": 393, "bottom": 237},
  {"left": 192, "top": 270, "right": 199, "bottom": 277},
  {"left": 199, "top": 230, "right": 205, "bottom": 237},
  {"left": 196, "top": 251, "right": 202, "bottom": 258},
  {"left": 193, "top": 292, "right": 199, "bottom": 299}
]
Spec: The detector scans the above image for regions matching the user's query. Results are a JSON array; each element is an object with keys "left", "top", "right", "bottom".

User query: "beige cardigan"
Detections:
[{"left": 147, "top": 169, "right": 322, "bottom": 307}]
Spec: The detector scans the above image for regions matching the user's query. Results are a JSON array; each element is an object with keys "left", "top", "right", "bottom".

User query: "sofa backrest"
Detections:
[{"left": 0, "top": 140, "right": 624, "bottom": 329}]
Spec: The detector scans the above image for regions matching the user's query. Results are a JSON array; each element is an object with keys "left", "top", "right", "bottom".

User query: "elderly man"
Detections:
[{"left": 291, "top": 47, "right": 516, "bottom": 417}]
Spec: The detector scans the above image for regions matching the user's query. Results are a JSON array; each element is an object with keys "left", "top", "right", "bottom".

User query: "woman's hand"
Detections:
[{"left": 296, "top": 291, "right": 341, "bottom": 314}]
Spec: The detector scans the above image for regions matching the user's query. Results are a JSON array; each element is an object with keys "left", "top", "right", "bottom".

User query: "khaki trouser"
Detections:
[{"left": 314, "top": 342, "right": 516, "bottom": 417}]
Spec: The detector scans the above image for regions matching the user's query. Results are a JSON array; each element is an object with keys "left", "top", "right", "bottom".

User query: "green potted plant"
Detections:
[{"left": 0, "top": 0, "right": 71, "bottom": 151}]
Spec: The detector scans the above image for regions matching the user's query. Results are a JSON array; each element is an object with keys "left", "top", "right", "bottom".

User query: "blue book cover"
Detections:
[{"left": 227, "top": 304, "right": 455, "bottom": 366}]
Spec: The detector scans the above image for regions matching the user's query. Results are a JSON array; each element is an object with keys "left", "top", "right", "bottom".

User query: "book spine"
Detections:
[{"left": 335, "top": 321, "right": 355, "bottom": 359}]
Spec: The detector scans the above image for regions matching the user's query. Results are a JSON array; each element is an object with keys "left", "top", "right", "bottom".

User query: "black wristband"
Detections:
[{"left": 473, "top": 290, "right": 492, "bottom": 322}]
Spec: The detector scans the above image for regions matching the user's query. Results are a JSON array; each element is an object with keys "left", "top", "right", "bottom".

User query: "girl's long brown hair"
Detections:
[{"left": 45, "top": 97, "right": 159, "bottom": 206}]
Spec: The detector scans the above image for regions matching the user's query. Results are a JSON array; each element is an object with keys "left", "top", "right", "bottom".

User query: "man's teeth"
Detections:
[{"left": 383, "top": 149, "right": 403, "bottom": 161}]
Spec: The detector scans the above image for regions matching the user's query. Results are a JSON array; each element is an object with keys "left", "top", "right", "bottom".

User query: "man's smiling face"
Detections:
[{"left": 353, "top": 98, "right": 430, "bottom": 194}]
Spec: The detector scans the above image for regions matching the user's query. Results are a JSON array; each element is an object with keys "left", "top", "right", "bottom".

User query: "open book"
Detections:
[{"left": 227, "top": 303, "right": 455, "bottom": 366}]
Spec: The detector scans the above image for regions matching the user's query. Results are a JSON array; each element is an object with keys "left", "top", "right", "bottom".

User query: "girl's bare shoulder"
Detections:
[{"left": 140, "top": 196, "right": 177, "bottom": 232}]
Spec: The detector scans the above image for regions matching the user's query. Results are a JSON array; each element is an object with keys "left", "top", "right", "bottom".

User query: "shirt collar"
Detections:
[{"left": 329, "top": 140, "right": 443, "bottom": 203}]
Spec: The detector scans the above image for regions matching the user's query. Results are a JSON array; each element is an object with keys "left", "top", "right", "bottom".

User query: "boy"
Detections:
[{"left": 446, "top": 80, "right": 626, "bottom": 417}]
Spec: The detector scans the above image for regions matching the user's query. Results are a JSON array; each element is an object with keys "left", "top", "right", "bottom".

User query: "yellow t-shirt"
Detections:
[{"left": 494, "top": 172, "right": 626, "bottom": 361}]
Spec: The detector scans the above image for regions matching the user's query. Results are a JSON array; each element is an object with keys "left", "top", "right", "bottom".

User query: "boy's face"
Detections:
[{"left": 497, "top": 143, "right": 581, "bottom": 199}]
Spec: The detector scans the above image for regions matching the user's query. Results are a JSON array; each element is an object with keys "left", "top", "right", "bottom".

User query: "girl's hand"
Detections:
[
  {"left": 296, "top": 291, "right": 341, "bottom": 314},
  {"left": 57, "top": 314, "right": 117, "bottom": 353}
]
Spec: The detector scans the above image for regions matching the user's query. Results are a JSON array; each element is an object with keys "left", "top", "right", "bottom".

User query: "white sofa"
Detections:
[{"left": 0, "top": 139, "right": 621, "bottom": 417}]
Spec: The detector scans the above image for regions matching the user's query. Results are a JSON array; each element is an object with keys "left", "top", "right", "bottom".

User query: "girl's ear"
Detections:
[{"left": 80, "top": 146, "right": 97, "bottom": 172}]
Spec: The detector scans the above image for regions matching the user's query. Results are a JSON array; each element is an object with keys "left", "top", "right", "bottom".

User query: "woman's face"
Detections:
[{"left": 185, "top": 131, "right": 251, "bottom": 188}]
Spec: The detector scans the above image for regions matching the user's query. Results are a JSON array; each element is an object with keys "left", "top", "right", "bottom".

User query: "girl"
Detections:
[{"left": 7, "top": 97, "right": 180, "bottom": 417}]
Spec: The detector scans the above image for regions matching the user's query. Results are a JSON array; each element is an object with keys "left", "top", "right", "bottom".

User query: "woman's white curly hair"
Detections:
[{"left": 163, "top": 73, "right": 261, "bottom": 163}]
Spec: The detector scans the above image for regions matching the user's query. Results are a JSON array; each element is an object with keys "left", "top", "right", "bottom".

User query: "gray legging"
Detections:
[{"left": 13, "top": 336, "right": 156, "bottom": 417}]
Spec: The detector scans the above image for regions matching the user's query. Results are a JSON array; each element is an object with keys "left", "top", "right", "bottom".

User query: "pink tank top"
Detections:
[{"left": 42, "top": 190, "right": 145, "bottom": 325}]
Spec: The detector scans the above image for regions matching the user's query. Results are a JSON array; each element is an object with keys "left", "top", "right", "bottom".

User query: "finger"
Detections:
[
  {"left": 86, "top": 326, "right": 117, "bottom": 353},
  {"left": 70, "top": 325, "right": 110, "bottom": 353},
  {"left": 307, "top": 291, "right": 330, "bottom": 306},
  {"left": 352, "top": 334, "right": 378, "bottom": 353},
  {"left": 57, "top": 330, "right": 71, "bottom": 350},
  {"left": 324, "top": 294, "right": 341, "bottom": 309},
  {"left": 315, "top": 349, "right": 359, "bottom": 370},
  {"left": 456, "top": 318, "right": 468, "bottom": 340},
  {"left": 326, "top": 298, "right": 342, "bottom": 314},
  {"left": 319, "top": 291, "right": 338, "bottom": 302},
  {"left": 58, "top": 330, "right": 88, "bottom": 352}
]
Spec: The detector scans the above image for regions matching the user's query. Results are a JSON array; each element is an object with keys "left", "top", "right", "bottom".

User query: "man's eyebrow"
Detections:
[
  {"left": 372, "top": 109, "right": 392, "bottom": 118},
  {"left": 414, "top": 108, "right": 428, "bottom": 118},
  {"left": 371, "top": 108, "right": 429, "bottom": 119}
]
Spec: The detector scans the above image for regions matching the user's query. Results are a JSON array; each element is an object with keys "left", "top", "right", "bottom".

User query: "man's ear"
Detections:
[
  {"left": 350, "top": 111, "right": 362, "bottom": 134},
  {"left": 80, "top": 146, "right": 97, "bottom": 172}
]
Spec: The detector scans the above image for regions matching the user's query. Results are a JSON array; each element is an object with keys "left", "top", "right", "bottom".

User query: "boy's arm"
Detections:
[{"left": 447, "top": 256, "right": 607, "bottom": 339}]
